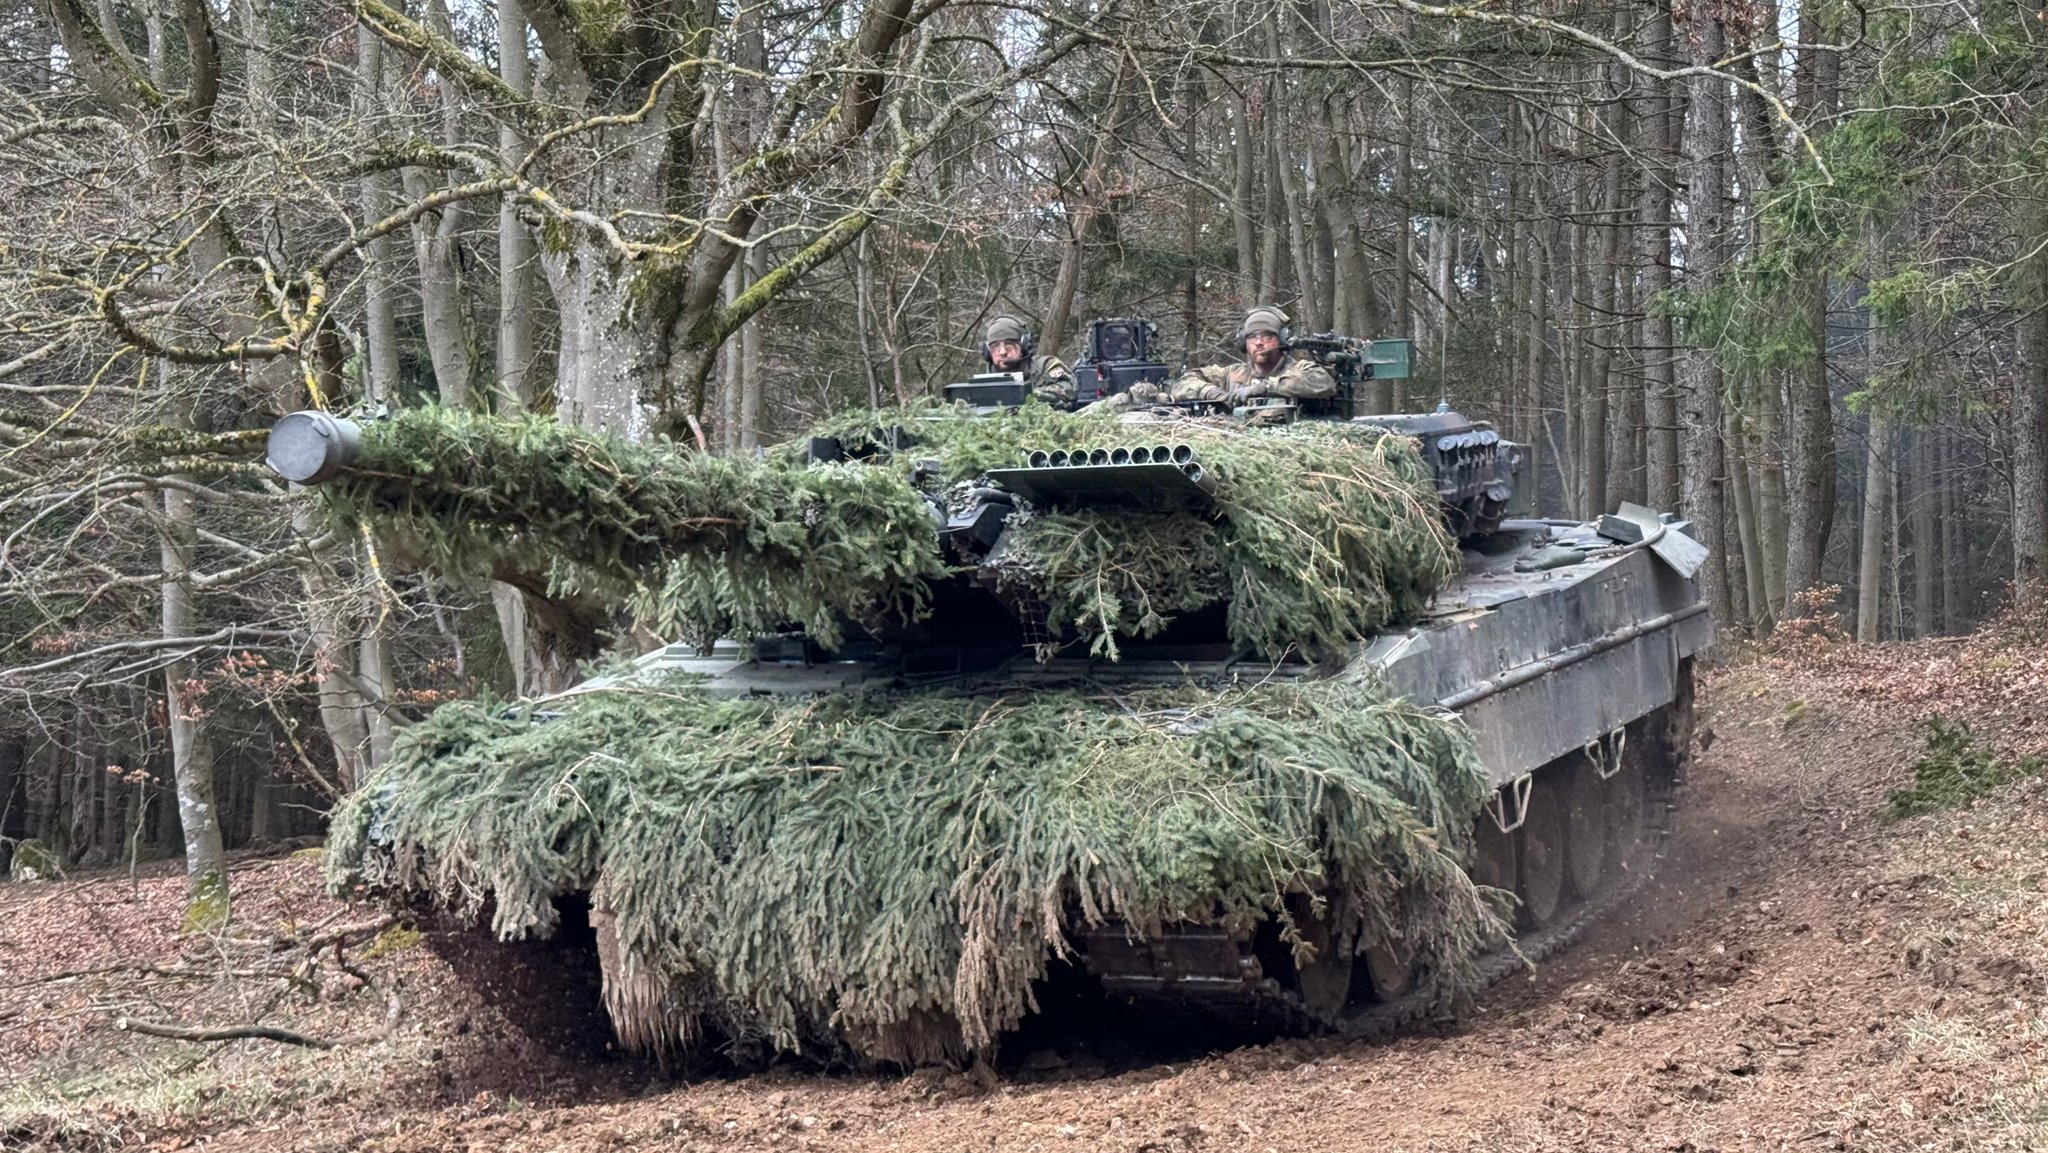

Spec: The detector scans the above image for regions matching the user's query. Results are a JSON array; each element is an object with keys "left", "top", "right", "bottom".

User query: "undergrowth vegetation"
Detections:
[{"left": 1884, "top": 717, "right": 2046, "bottom": 822}]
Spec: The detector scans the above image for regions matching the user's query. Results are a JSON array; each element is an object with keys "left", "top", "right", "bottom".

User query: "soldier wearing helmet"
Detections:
[
  {"left": 982, "top": 315, "right": 1076, "bottom": 407},
  {"left": 1107, "top": 306, "right": 1336, "bottom": 410},
  {"left": 1167, "top": 305, "right": 1336, "bottom": 403}
]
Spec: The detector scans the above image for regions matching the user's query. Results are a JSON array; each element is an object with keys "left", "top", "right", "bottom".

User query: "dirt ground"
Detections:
[{"left": 4, "top": 634, "right": 2046, "bottom": 1152}]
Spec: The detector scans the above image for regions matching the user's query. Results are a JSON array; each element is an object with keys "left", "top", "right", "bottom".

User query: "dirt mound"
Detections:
[{"left": 5, "top": 643, "right": 2047, "bottom": 1151}]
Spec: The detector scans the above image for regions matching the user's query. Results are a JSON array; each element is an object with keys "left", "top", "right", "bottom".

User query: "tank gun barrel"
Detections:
[{"left": 267, "top": 410, "right": 363, "bottom": 485}]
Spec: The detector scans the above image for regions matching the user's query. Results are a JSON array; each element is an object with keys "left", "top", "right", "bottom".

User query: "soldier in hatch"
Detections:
[
  {"left": 981, "top": 315, "right": 1076, "bottom": 407},
  {"left": 1122, "top": 305, "right": 1336, "bottom": 406}
]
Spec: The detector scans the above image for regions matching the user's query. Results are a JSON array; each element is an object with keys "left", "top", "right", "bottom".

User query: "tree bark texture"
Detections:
[
  {"left": 1678, "top": 5, "right": 1734, "bottom": 635},
  {"left": 161, "top": 484, "right": 228, "bottom": 926},
  {"left": 2014, "top": 171, "right": 2048, "bottom": 604},
  {"left": 1857, "top": 418, "right": 1892, "bottom": 641}
]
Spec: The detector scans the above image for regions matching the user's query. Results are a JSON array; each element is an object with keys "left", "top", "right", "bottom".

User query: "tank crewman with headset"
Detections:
[
  {"left": 982, "top": 315, "right": 1076, "bottom": 407},
  {"left": 1103, "top": 305, "right": 1336, "bottom": 411},
  {"left": 1166, "top": 305, "right": 1336, "bottom": 403}
]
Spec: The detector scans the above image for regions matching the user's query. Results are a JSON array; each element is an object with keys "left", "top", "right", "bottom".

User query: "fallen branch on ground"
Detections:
[{"left": 112, "top": 1016, "right": 335, "bottom": 1049}]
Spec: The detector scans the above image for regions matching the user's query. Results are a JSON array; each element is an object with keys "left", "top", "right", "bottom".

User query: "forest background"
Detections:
[{"left": 0, "top": 0, "right": 2042, "bottom": 924}]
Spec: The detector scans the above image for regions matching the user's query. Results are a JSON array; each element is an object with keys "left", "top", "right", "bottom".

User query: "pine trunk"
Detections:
[
  {"left": 1856, "top": 418, "right": 1891, "bottom": 642},
  {"left": 1784, "top": 4, "right": 1839, "bottom": 613},
  {"left": 1910, "top": 428, "right": 1937, "bottom": 636},
  {"left": 1728, "top": 410, "right": 1771, "bottom": 633},
  {"left": 2015, "top": 171, "right": 2048, "bottom": 603},
  {"left": 1939, "top": 423, "right": 1963, "bottom": 632}
]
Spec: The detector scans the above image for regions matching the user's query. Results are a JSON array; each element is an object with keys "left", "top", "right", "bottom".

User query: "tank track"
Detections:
[
  {"left": 1325, "top": 741, "right": 1682, "bottom": 1043},
  {"left": 1320, "top": 659, "right": 1693, "bottom": 1041},
  {"left": 1086, "top": 663, "right": 1694, "bottom": 1045}
]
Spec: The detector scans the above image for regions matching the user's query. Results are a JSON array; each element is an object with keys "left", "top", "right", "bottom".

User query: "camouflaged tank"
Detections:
[{"left": 271, "top": 333, "right": 1709, "bottom": 1045}]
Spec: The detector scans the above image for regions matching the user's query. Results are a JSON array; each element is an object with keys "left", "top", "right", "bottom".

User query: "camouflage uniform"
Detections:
[
  {"left": 1021, "top": 354, "right": 1077, "bottom": 407},
  {"left": 1091, "top": 306, "right": 1335, "bottom": 411},
  {"left": 1160, "top": 353, "right": 1336, "bottom": 404},
  {"left": 984, "top": 315, "right": 1076, "bottom": 408}
]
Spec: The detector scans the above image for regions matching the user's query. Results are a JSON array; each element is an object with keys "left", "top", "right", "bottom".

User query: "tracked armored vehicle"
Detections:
[{"left": 275, "top": 332, "right": 1709, "bottom": 1057}]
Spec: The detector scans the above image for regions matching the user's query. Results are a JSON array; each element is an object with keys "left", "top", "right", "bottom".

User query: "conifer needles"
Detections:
[{"left": 328, "top": 673, "right": 1505, "bottom": 1063}]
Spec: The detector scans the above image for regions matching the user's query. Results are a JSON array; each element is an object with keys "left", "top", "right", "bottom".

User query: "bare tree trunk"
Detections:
[
  {"left": 1310, "top": 203, "right": 1336, "bottom": 336},
  {"left": 96, "top": 734, "right": 126, "bottom": 861},
  {"left": 1644, "top": 0, "right": 1682, "bottom": 509},
  {"left": 1784, "top": 3, "right": 1838, "bottom": 612},
  {"left": 142, "top": 0, "right": 166, "bottom": 85},
  {"left": 68, "top": 709, "right": 94, "bottom": 863},
  {"left": 357, "top": 29, "right": 399, "bottom": 403},
  {"left": 1523, "top": 220, "right": 1548, "bottom": 501},
  {"left": 358, "top": 607, "right": 395, "bottom": 771},
  {"left": 854, "top": 233, "right": 882, "bottom": 408},
  {"left": 1678, "top": 7, "right": 1734, "bottom": 635},
  {"left": 735, "top": 8, "right": 768, "bottom": 449},
  {"left": 1937, "top": 422, "right": 1960, "bottom": 631},
  {"left": 739, "top": 243, "right": 766, "bottom": 450},
  {"left": 1325, "top": 122, "right": 1378, "bottom": 340},
  {"left": 1229, "top": 90, "right": 1258, "bottom": 302},
  {"left": 1430, "top": 218, "right": 1453, "bottom": 391},
  {"left": 1856, "top": 418, "right": 1891, "bottom": 641},
  {"left": 1043, "top": 207, "right": 1093, "bottom": 356},
  {"left": 549, "top": 241, "right": 671, "bottom": 437},
  {"left": 1752, "top": 376, "right": 1790, "bottom": 622},
  {"left": 247, "top": 759, "right": 279, "bottom": 844},
  {"left": 489, "top": 0, "right": 539, "bottom": 684},
  {"left": 407, "top": 0, "right": 474, "bottom": 408},
  {"left": 1911, "top": 427, "right": 1937, "bottom": 636},
  {"left": 1728, "top": 409, "right": 1771, "bottom": 633},
  {"left": 1183, "top": 81, "right": 1202, "bottom": 356},
  {"left": 1392, "top": 77, "right": 1414, "bottom": 410},
  {"left": 235, "top": 0, "right": 272, "bottom": 124},
  {"left": 0, "top": 733, "right": 25, "bottom": 876},
  {"left": 2015, "top": 171, "right": 2048, "bottom": 604},
  {"left": 1724, "top": 497, "right": 1751, "bottom": 635},
  {"left": 1257, "top": 91, "right": 1284, "bottom": 304},
  {"left": 297, "top": 509, "right": 372, "bottom": 788},
  {"left": 495, "top": 0, "right": 535, "bottom": 409},
  {"left": 1275, "top": 136, "right": 1316, "bottom": 330},
  {"left": 1889, "top": 436, "right": 1905, "bottom": 640},
  {"left": 1564, "top": 196, "right": 1587, "bottom": 514},
  {"left": 1586, "top": 168, "right": 1619, "bottom": 515},
  {"left": 161, "top": 484, "right": 227, "bottom": 927}
]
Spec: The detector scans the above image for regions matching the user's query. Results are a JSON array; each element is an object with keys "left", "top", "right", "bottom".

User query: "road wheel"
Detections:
[{"left": 1518, "top": 780, "right": 1567, "bottom": 927}]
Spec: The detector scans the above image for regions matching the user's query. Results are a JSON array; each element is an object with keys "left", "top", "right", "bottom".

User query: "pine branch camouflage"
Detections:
[
  {"left": 327, "top": 675, "right": 1507, "bottom": 1063},
  {"left": 313, "top": 401, "right": 1499, "bottom": 1063}
]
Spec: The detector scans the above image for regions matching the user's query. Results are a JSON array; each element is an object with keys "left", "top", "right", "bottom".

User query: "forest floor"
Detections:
[{"left": 5, "top": 615, "right": 2048, "bottom": 1153}]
